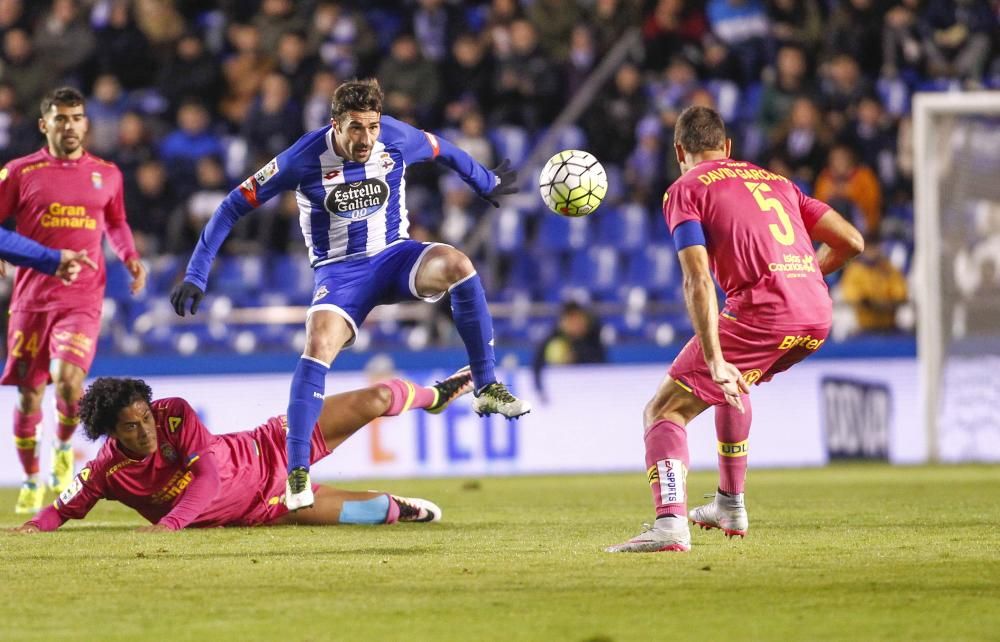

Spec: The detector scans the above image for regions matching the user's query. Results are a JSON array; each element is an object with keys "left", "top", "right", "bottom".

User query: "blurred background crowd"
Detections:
[{"left": 0, "top": 0, "right": 995, "bottom": 359}]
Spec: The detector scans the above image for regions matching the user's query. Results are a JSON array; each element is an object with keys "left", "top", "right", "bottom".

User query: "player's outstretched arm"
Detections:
[
  {"left": 809, "top": 209, "right": 865, "bottom": 275},
  {"left": 678, "top": 244, "right": 750, "bottom": 412}
]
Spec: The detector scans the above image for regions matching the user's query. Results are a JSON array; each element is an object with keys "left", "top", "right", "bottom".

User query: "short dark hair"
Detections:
[
  {"left": 674, "top": 105, "right": 726, "bottom": 154},
  {"left": 330, "top": 78, "right": 383, "bottom": 122},
  {"left": 40, "top": 86, "right": 85, "bottom": 117},
  {"left": 79, "top": 378, "right": 153, "bottom": 441}
]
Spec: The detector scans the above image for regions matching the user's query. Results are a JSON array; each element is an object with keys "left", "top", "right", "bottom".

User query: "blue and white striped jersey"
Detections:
[{"left": 183, "top": 116, "right": 496, "bottom": 289}]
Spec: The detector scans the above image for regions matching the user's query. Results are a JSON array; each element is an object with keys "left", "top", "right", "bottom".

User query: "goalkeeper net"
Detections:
[{"left": 914, "top": 92, "right": 1000, "bottom": 462}]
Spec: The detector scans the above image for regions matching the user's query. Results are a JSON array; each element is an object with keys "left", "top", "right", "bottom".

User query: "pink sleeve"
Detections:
[
  {"left": 28, "top": 505, "right": 68, "bottom": 532},
  {"left": 104, "top": 168, "right": 139, "bottom": 263},
  {"left": 795, "top": 184, "right": 832, "bottom": 230},
  {"left": 157, "top": 455, "right": 222, "bottom": 530},
  {"left": 662, "top": 181, "right": 703, "bottom": 234},
  {"left": 161, "top": 398, "right": 213, "bottom": 456},
  {"left": 0, "top": 163, "right": 22, "bottom": 224}
]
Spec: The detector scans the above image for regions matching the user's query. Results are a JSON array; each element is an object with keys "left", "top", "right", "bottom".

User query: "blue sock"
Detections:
[
  {"left": 449, "top": 273, "right": 496, "bottom": 390},
  {"left": 287, "top": 356, "right": 329, "bottom": 472},
  {"left": 340, "top": 495, "right": 390, "bottom": 524}
]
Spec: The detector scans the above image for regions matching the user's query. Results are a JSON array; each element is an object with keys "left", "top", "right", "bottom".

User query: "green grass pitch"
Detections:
[{"left": 2, "top": 464, "right": 999, "bottom": 642}]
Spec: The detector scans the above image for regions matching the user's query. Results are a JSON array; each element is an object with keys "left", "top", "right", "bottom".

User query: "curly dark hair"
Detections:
[
  {"left": 40, "top": 86, "right": 85, "bottom": 117},
  {"left": 674, "top": 105, "right": 727, "bottom": 154},
  {"left": 329, "top": 78, "right": 383, "bottom": 122},
  {"left": 79, "top": 378, "right": 153, "bottom": 441}
]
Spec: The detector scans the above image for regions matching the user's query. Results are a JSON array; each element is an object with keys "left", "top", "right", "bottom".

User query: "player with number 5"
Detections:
[{"left": 607, "top": 106, "right": 864, "bottom": 553}]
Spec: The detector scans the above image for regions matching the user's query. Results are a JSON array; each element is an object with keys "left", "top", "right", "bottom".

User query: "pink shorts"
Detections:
[
  {"left": 668, "top": 316, "right": 830, "bottom": 406},
  {"left": 236, "top": 416, "right": 332, "bottom": 527},
  {"left": 2, "top": 308, "right": 101, "bottom": 387}
]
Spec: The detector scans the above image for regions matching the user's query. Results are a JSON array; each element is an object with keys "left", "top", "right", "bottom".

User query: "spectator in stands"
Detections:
[
  {"left": 532, "top": 301, "right": 607, "bottom": 401},
  {"left": 484, "top": 0, "right": 524, "bottom": 61},
  {"left": 846, "top": 94, "right": 897, "bottom": 190},
  {"left": 86, "top": 74, "right": 128, "bottom": 157},
  {"left": 0, "top": 0, "right": 30, "bottom": 35},
  {"left": 825, "top": 0, "right": 885, "bottom": 77},
  {"left": 1, "top": 29, "right": 53, "bottom": 114},
  {"left": 527, "top": 0, "right": 581, "bottom": 63},
  {"left": 112, "top": 112, "right": 155, "bottom": 178},
  {"left": 641, "top": 0, "right": 707, "bottom": 71},
  {"left": 881, "top": 0, "right": 924, "bottom": 80},
  {"left": 451, "top": 109, "right": 495, "bottom": 169},
  {"left": 705, "top": 0, "right": 770, "bottom": 84},
  {"left": 92, "top": 0, "right": 153, "bottom": 91},
  {"left": 649, "top": 55, "right": 701, "bottom": 130},
  {"left": 918, "top": 0, "right": 994, "bottom": 84},
  {"left": 492, "top": 19, "right": 559, "bottom": 130},
  {"left": 310, "top": 1, "right": 377, "bottom": 80},
  {"left": 166, "top": 156, "right": 229, "bottom": 255},
  {"left": 241, "top": 73, "right": 302, "bottom": 162},
  {"left": 157, "top": 32, "right": 222, "bottom": 120},
  {"left": 767, "top": 0, "right": 822, "bottom": 51},
  {"left": 815, "top": 143, "right": 883, "bottom": 236},
  {"left": 302, "top": 69, "right": 339, "bottom": 132},
  {"left": 377, "top": 33, "right": 441, "bottom": 125},
  {"left": 253, "top": 0, "right": 306, "bottom": 54},
  {"left": 411, "top": 0, "right": 466, "bottom": 64},
  {"left": 757, "top": 45, "right": 814, "bottom": 139},
  {"left": 443, "top": 32, "right": 494, "bottom": 114},
  {"left": 565, "top": 24, "right": 596, "bottom": 98},
  {"left": 768, "top": 96, "right": 829, "bottom": 186},
  {"left": 274, "top": 30, "right": 319, "bottom": 100},
  {"left": 33, "top": 0, "right": 94, "bottom": 82},
  {"left": 124, "top": 160, "right": 176, "bottom": 255},
  {"left": 158, "top": 100, "right": 225, "bottom": 192},
  {"left": 625, "top": 116, "right": 664, "bottom": 206},
  {"left": 838, "top": 231, "right": 908, "bottom": 334},
  {"left": 585, "top": 62, "right": 646, "bottom": 165},
  {"left": 0, "top": 82, "right": 38, "bottom": 163},
  {"left": 133, "top": 0, "right": 185, "bottom": 52},
  {"left": 590, "top": 0, "right": 645, "bottom": 57},
  {"left": 220, "top": 23, "right": 272, "bottom": 125},
  {"left": 820, "top": 54, "right": 871, "bottom": 134}
]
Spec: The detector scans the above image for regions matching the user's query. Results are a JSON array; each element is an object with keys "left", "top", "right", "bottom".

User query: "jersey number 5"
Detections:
[{"left": 744, "top": 182, "right": 795, "bottom": 246}]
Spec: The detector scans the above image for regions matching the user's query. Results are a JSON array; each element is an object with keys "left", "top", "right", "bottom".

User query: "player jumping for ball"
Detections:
[
  {"left": 0, "top": 87, "right": 147, "bottom": 515},
  {"left": 13, "top": 367, "right": 473, "bottom": 533},
  {"left": 170, "top": 78, "right": 530, "bottom": 511},
  {"left": 606, "top": 106, "right": 864, "bottom": 553}
]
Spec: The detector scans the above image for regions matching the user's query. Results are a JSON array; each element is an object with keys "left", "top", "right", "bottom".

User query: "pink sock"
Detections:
[
  {"left": 379, "top": 379, "right": 436, "bottom": 416},
  {"left": 14, "top": 409, "right": 41, "bottom": 476},
  {"left": 56, "top": 398, "right": 80, "bottom": 443},
  {"left": 384, "top": 494, "right": 400, "bottom": 524},
  {"left": 715, "top": 396, "right": 751, "bottom": 495},
  {"left": 644, "top": 419, "right": 690, "bottom": 518}
]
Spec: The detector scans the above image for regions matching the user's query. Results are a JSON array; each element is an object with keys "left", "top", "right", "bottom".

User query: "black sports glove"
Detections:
[
  {"left": 480, "top": 158, "right": 518, "bottom": 208},
  {"left": 170, "top": 280, "right": 205, "bottom": 317}
]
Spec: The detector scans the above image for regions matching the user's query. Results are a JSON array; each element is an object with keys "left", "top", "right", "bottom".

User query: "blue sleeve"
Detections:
[
  {"left": 183, "top": 145, "right": 303, "bottom": 289},
  {"left": 385, "top": 115, "right": 495, "bottom": 196},
  {"left": 0, "top": 227, "right": 60, "bottom": 274},
  {"left": 672, "top": 220, "right": 706, "bottom": 252}
]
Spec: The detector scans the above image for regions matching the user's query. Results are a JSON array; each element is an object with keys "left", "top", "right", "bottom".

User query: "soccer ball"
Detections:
[{"left": 538, "top": 150, "right": 608, "bottom": 217}]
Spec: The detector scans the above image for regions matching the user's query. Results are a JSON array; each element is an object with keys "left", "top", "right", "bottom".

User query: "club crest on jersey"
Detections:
[
  {"left": 312, "top": 285, "right": 329, "bottom": 302},
  {"left": 325, "top": 178, "right": 390, "bottom": 220},
  {"left": 378, "top": 152, "right": 395, "bottom": 173},
  {"left": 160, "top": 443, "right": 178, "bottom": 463},
  {"left": 91, "top": 172, "right": 102, "bottom": 189},
  {"left": 254, "top": 158, "right": 280, "bottom": 185}
]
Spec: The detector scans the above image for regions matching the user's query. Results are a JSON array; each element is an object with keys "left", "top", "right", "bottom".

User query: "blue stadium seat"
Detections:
[
  {"left": 267, "top": 254, "right": 314, "bottom": 304},
  {"left": 105, "top": 261, "right": 132, "bottom": 301},
  {"left": 489, "top": 126, "right": 530, "bottom": 166},
  {"left": 493, "top": 207, "right": 525, "bottom": 253},
  {"left": 624, "top": 244, "right": 681, "bottom": 300},
  {"left": 596, "top": 203, "right": 648, "bottom": 251},
  {"left": 534, "top": 211, "right": 590, "bottom": 254},
  {"left": 568, "top": 246, "right": 620, "bottom": 299}
]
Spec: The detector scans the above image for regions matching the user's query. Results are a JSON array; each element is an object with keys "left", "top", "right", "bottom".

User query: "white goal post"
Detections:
[{"left": 914, "top": 91, "right": 1000, "bottom": 462}]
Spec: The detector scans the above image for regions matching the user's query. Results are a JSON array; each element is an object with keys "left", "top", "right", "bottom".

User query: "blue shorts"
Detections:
[{"left": 309, "top": 240, "right": 448, "bottom": 345}]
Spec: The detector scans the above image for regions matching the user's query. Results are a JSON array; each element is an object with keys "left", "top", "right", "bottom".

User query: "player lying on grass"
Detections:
[{"left": 12, "top": 368, "right": 472, "bottom": 533}]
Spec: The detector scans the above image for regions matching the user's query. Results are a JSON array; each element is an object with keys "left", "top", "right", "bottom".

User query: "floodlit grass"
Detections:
[{"left": 2, "top": 465, "right": 999, "bottom": 642}]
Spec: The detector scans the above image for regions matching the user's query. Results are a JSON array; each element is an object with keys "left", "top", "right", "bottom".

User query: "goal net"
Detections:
[{"left": 914, "top": 92, "right": 1000, "bottom": 462}]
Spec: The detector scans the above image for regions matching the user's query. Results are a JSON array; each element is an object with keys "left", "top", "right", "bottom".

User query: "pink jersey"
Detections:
[
  {"left": 47, "top": 398, "right": 282, "bottom": 528},
  {"left": 663, "top": 159, "right": 833, "bottom": 328},
  {"left": 0, "top": 148, "right": 138, "bottom": 312}
]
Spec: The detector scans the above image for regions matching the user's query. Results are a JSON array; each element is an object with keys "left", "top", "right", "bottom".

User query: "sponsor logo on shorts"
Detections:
[
  {"left": 778, "top": 335, "right": 826, "bottom": 351},
  {"left": 718, "top": 440, "right": 749, "bottom": 457},
  {"left": 312, "top": 285, "right": 329, "bottom": 303},
  {"left": 742, "top": 369, "right": 763, "bottom": 385},
  {"left": 657, "top": 458, "right": 686, "bottom": 505},
  {"left": 325, "top": 178, "right": 390, "bottom": 220}
]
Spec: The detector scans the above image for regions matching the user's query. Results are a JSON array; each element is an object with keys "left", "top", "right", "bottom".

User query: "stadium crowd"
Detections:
[{"left": 0, "top": 0, "right": 995, "bottom": 355}]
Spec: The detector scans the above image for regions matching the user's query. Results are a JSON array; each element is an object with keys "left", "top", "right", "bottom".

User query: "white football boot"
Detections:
[
  {"left": 604, "top": 515, "right": 691, "bottom": 553},
  {"left": 689, "top": 490, "right": 748, "bottom": 538},
  {"left": 284, "top": 467, "right": 315, "bottom": 511}
]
